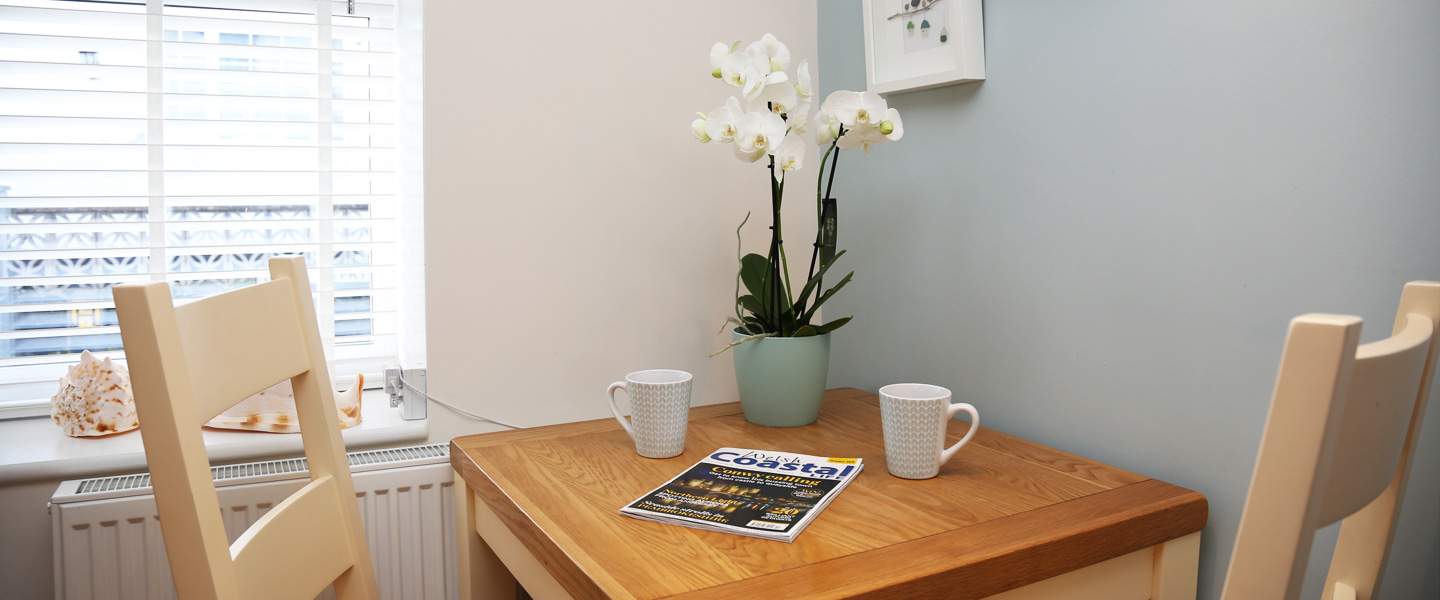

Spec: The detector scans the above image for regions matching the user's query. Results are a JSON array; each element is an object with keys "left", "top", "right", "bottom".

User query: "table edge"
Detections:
[{"left": 659, "top": 479, "right": 1209, "bottom": 600}]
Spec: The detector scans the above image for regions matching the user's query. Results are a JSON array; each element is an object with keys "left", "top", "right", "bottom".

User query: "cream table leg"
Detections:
[
  {"left": 455, "top": 470, "right": 518, "bottom": 600},
  {"left": 1152, "top": 531, "right": 1202, "bottom": 600},
  {"left": 473, "top": 493, "right": 576, "bottom": 600}
]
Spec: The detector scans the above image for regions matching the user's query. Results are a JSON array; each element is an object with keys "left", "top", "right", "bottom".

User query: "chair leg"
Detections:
[
  {"left": 455, "top": 469, "right": 518, "bottom": 600},
  {"left": 1152, "top": 532, "right": 1201, "bottom": 600}
]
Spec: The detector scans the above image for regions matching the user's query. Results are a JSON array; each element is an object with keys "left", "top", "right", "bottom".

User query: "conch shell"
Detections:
[
  {"left": 51, "top": 350, "right": 139, "bottom": 437},
  {"left": 205, "top": 375, "right": 363, "bottom": 433}
]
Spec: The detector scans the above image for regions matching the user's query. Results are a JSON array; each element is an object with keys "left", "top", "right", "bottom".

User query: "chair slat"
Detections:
[
  {"left": 231, "top": 475, "right": 357, "bottom": 600},
  {"left": 174, "top": 279, "right": 311, "bottom": 425},
  {"left": 1318, "top": 313, "right": 1434, "bottom": 526}
]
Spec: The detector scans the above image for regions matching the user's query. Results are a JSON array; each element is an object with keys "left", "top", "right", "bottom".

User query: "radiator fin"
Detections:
[
  {"left": 78, "top": 474, "right": 154, "bottom": 495},
  {"left": 67, "top": 444, "right": 450, "bottom": 500}
]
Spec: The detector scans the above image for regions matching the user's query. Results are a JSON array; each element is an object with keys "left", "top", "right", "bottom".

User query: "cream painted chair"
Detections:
[
  {"left": 113, "top": 256, "right": 380, "bottom": 600},
  {"left": 1220, "top": 281, "right": 1440, "bottom": 600}
]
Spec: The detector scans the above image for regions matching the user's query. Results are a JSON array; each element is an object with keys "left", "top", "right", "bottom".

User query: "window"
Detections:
[{"left": 0, "top": 0, "right": 424, "bottom": 417}]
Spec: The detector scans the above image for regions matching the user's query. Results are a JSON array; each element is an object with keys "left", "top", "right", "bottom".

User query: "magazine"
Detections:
[{"left": 619, "top": 448, "right": 863, "bottom": 543}]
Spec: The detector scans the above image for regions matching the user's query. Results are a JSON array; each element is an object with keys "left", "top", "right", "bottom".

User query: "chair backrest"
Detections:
[
  {"left": 114, "top": 256, "right": 379, "bottom": 600},
  {"left": 1220, "top": 281, "right": 1440, "bottom": 600}
]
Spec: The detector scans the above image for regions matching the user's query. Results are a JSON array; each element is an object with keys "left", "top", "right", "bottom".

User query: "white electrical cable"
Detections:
[{"left": 399, "top": 376, "right": 524, "bottom": 429}]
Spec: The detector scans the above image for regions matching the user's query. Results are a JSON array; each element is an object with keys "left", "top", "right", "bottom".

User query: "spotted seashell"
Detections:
[
  {"left": 204, "top": 374, "right": 363, "bottom": 433},
  {"left": 51, "top": 350, "right": 139, "bottom": 437}
]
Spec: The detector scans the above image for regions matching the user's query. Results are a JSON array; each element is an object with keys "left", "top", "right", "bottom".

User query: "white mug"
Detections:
[
  {"left": 879, "top": 383, "right": 980, "bottom": 479},
  {"left": 607, "top": 370, "right": 693, "bottom": 458}
]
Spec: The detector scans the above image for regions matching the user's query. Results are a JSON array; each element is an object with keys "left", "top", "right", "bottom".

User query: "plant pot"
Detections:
[{"left": 732, "top": 328, "right": 831, "bottom": 427}]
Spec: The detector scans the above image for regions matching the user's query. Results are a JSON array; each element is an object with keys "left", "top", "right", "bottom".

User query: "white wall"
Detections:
[
  {"left": 422, "top": 1, "right": 820, "bottom": 443},
  {"left": 0, "top": 478, "right": 65, "bottom": 598}
]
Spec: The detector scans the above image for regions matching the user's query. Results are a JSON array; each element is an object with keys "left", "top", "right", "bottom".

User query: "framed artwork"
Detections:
[{"left": 861, "top": 0, "right": 985, "bottom": 95}]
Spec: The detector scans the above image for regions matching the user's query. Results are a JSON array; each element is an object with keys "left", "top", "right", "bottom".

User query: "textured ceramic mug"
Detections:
[
  {"left": 879, "top": 383, "right": 980, "bottom": 479},
  {"left": 607, "top": 370, "right": 693, "bottom": 458}
]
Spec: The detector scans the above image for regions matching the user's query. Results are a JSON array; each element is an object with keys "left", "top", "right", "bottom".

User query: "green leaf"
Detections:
[
  {"left": 738, "top": 294, "right": 768, "bottom": 322},
  {"left": 742, "top": 315, "right": 771, "bottom": 334},
  {"left": 778, "top": 301, "right": 799, "bottom": 334},
  {"left": 794, "top": 250, "right": 846, "bottom": 313},
  {"left": 740, "top": 253, "right": 771, "bottom": 298},
  {"left": 813, "top": 316, "right": 852, "bottom": 334},
  {"left": 793, "top": 325, "right": 818, "bottom": 337},
  {"left": 800, "top": 271, "right": 853, "bottom": 324}
]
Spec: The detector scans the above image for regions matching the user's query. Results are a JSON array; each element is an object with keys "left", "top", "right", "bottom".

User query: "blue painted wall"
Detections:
[{"left": 817, "top": 1, "right": 1440, "bottom": 597}]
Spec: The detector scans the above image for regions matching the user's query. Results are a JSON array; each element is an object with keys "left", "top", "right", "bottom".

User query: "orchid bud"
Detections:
[
  {"left": 878, "top": 120, "right": 895, "bottom": 136},
  {"left": 712, "top": 67, "right": 722, "bottom": 79},
  {"left": 692, "top": 117, "right": 711, "bottom": 143}
]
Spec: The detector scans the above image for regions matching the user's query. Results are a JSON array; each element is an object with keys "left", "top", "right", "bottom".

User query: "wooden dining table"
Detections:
[{"left": 450, "top": 388, "right": 1208, "bottom": 600}]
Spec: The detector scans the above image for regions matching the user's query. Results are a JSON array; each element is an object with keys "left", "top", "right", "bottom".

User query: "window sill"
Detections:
[{"left": 0, "top": 390, "right": 427, "bottom": 485}]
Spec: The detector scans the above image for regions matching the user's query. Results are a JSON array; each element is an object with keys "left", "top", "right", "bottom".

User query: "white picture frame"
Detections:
[{"left": 862, "top": 0, "right": 985, "bottom": 95}]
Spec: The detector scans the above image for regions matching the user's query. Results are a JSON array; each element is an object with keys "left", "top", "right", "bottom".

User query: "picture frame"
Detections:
[{"left": 861, "top": 0, "right": 985, "bottom": 95}]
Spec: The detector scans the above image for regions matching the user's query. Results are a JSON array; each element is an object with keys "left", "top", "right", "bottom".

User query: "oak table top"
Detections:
[{"left": 450, "top": 388, "right": 1208, "bottom": 600}]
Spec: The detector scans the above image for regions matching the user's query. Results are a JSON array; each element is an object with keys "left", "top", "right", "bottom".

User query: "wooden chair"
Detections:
[
  {"left": 1220, "top": 281, "right": 1440, "bottom": 600},
  {"left": 114, "top": 256, "right": 380, "bottom": 600}
]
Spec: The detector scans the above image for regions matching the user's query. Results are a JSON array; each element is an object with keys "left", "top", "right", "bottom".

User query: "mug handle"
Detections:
[
  {"left": 607, "top": 381, "right": 635, "bottom": 441},
  {"left": 939, "top": 403, "right": 979, "bottom": 466}
]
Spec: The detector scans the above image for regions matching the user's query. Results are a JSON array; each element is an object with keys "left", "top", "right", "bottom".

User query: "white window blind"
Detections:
[{"left": 0, "top": 0, "right": 410, "bottom": 414}]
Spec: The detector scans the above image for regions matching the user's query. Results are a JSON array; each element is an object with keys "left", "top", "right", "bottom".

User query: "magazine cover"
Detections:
[{"left": 620, "top": 448, "right": 863, "bottom": 542}]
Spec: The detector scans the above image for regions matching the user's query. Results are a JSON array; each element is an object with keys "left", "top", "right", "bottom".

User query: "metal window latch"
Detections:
[{"left": 346, "top": 0, "right": 355, "bottom": 15}]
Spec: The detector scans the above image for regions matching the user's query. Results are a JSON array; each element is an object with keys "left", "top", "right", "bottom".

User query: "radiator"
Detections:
[{"left": 50, "top": 444, "right": 459, "bottom": 600}]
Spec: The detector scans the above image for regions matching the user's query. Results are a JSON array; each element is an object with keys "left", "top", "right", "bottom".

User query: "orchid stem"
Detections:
[
  {"left": 777, "top": 178, "right": 793, "bottom": 305},
  {"left": 808, "top": 141, "right": 838, "bottom": 282},
  {"left": 824, "top": 127, "right": 843, "bottom": 201},
  {"left": 814, "top": 130, "right": 843, "bottom": 294}
]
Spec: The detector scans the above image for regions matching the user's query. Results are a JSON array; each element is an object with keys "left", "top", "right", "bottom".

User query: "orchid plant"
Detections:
[{"left": 693, "top": 34, "right": 904, "bottom": 354}]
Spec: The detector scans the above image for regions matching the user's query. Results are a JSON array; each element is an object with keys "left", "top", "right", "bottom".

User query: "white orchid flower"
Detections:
[
  {"left": 857, "top": 92, "right": 888, "bottom": 125},
  {"left": 814, "top": 121, "right": 840, "bottom": 146},
  {"left": 773, "top": 132, "right": 805, "bottom": 182},
  {"left": 880, "top": 107, "right": 903, "bottom": 141},
  {"left": 746, "top": 33, "right": 791, "bottom": 72},
  {"left": 837, "top": 122, "right": 889, "bottom": 154},
  {"left": 703, "top": 97, "right": 745, "bottom": 143},
  {"left": 733, "top": 111, "right": 787, "bottom": 163},
  {"left": 816, "top": 91, "right": 853, "bottom": 127},
  {"left": 723, "top": 49, "right": 786, "bottom": 100},
  {"left": 720, "top": 51, "right": 757, "bottom": 88},
  {"left": 824, "top": 90, "right": 887, "bottom": 127},
  {"left": 812, "top": 103, "right": 841, "bottom": 145},
  {"left": 752, "top": 75, "right": 799, "bottom": 116},
  {"left": 794, "top": 59, "right": 813, "bottom": 100},
  {"left": 709, "top": 40, "right": 742, "bottom": 78},
  {"left": 788, "top": 99, "right": 811, "bottom": 133},
  {"left": 740, "top": 56, "right": 788, "bottom": 101}
]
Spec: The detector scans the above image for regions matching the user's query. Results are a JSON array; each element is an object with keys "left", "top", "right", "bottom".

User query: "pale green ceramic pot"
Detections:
[{"left": 732, "top": 328, "right": 831, "bottom": 427}]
